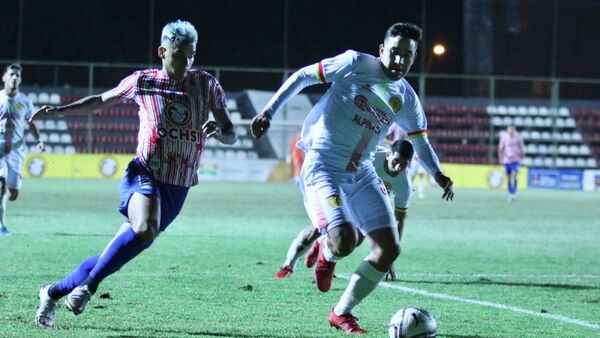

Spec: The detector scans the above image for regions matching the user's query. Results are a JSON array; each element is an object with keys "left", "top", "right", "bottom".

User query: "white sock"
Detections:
[
  {"left": 322, "top": 237, "right": 341, "bottom": 263},
  {"left": 333, "top": 260, "right": 386, "bottom": 316},
  {"left": 282, "top": 230, "right": 311, "bottom": 269},
  {"left": 0, "top": 188, "right": 7, "bottom": 228}
]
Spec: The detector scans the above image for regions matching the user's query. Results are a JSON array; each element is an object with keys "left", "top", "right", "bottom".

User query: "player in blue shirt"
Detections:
[{"left": 253, "top": 23, "right": 453, "bottom": 334}]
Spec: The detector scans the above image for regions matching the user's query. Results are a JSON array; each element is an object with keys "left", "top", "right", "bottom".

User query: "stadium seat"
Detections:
[
  {"left": 518, "top": 106, "right": 528, "bottom": 116},
  {"left": 230, "top": 112, "right": 242, "bottom": 121},
  {"left": 565, "top": 158, "right": 576, "bottom": 167},
  {"left": 524, "top": 117, "right": 534, "bottom": 127},
  {"left": 543, "top": 157, "right": 554, "bottom": 167},
  {"left": 60, "top": 133, "right": 72, "bottom": 143},
  {"left": 565, "top": 118, "right": 576, "bottom": 128},
  {"left": 534, "top": 117, "right": 545, "bottom": 127},
  {"left": 49, "top": 93, "right": 61, "bottom": 105},
  {"left": 27, "top": 92, "right": 38, "bottom": 104},
  {"left": 38, "top": 92, "right": 50, "bottom": 104},
  {"left": 587, "top": 158, "right": 597, "bottom": 168},
  {"left": 576, "top": 158, "right": 586, "bottom": 168},
  {"left": 559, "top": 107, "right": 570, "bottom": 117},
  {"left": 558, "top": 145, "right": 569, "bottom": 154},
  {"left": 569, "top": 145, "right": 580, "bottom": 155},
  {"left": 562, "top": 132, "right": 573, "bottom": 141},
  {"left": 56, "top": 120, "right": 68, "bottom": 130},
  {"left": 26, "top": 133, "right": 36, "bottom": 143},
  {"left": 502, "top": 116, "right": 513, "bottom": 126},
  {"left": 530, "top": 131, "right": 541, "bottom": 140},
  {"left": 225, "top": 150, "right": 236, "bottom": 159},
  {"left": 533, "top": 157, "right": 543, "bottom": 166},
  {"left": 521, "top": 130, "right": 530, "bottom": 139},
  {"left": 508, "top": 106, "right": 518, "bottom": 115},
  {"left": 215, "top": 149, "right": 225, "bottom": 159},
  {"left": 242, "top": 139, "right": 253, "bottom": 148},
  {"left": 247, "top": 151, "right": 258, "bottom": 159},
  {"left": 538, "top": 107, "right": 549, "bottom": 116},
  {"left": 556, "top": 118, "right": 565, "bottom": 128},
  {"left": 491, "top": 116, "right": 503, "bottom": 126},
  {"left": 28, "top": 145, "right": 38, "bottom": 154},
  {"left": 543, "top": 117, "right": 553, "bottom": 127},
  {"left": 226, "top": 99, "right": 238, "bottom": 111},
  {"left": 580, "top": 145, "right": 590, "bottom": 155},
  {"left": 486, "top": 105, "right": 497, "bottom": 115},
  {"left": 527, "top": 106, "right": 539, "bottom": 116},
  {"left": 548, "top": 145, "right": 558, "bottom": 154},
  {"left": 537, "top": 144, "right": 548, "bottom": 154},
  {"left": 49, "top": 133, "right": 60, "bottom": 143},
  {"left": 526, "top": 144, "right": 538, "bottom": 154},
  {"left": 236, "top": 150, "right": 248, "bottom": 160},
  {"left": 236, "top": 126, "right": 248, "bottom": 137},
  {"left": 513, "top": 117, "right": 524, "bottom": 126},
  {"left": 65, "top": 145, "right": 76, "bottom": 154},
  {"left": 53, "top": 145, "right": 65, "bottom": 153},
  {"left": 497, "top": 105, "right": 507, "bottom": 115},
  {"left": 523, "top": 157, "right": 533, "bottom": 166},
  {"left": 541, "top": 131, "right": 551, "bottom": 140},
  {"left": 45, "top": 120, "right": 57, "bottom": 130},
  {"left": 203, "top": 149, "right": 214, "bottom": 159},
  {"left": 555, "top": 158, "right": 565, "bottom": 167}
]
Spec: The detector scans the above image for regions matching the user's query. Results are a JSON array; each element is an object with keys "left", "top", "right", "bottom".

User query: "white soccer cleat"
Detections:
[
  {"left": 65, "top": 285, "right": 92, "bottom": 315},
  {"left": 35, "top": 284, "right": 57, "bottom": 328}
]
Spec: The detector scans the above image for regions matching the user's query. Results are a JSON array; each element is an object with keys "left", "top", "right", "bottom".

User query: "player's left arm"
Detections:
[
  {"left": 205, "top": 106, "right": 237, "bottom": 145},
  {"left": 27, "top": 120, "right": 45, "bottom": 152},
  {"left": 401, "top": 92, "right": 453, "bottom": 201}
]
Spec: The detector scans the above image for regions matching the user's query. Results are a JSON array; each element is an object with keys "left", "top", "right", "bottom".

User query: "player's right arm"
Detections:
[
  {"left": 497, "top": 135, "right": 505, "bottom": 164},
  {"left": 29, "top": 90, "right": 119, "bottom": 122},
  {"left": 251, "top": 50, "right": 358, "bottom": 139}
]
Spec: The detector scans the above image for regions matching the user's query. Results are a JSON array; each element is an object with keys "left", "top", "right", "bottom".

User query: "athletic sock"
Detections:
[
  {"left": 333, "top": 260, "right": 386, "bottom": 316},
  {"left": 322, "top": 238, "right": 341, "bottom": 263},
  {"left": 49, "top": 255, "right": 99, "bottom": 299},
  {"left": 83, "top": 227, "right": 146, "bottom": 293},
  {"left": 283, "top": 230, "right": 311, "bottom": 269},
  {"left": 0, "top": 186, "right": 7, "bottom": 229}
]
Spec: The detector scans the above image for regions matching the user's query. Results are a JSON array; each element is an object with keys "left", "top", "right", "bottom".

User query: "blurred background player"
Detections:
[
  {"left": 274, "top": 140, "right": 415, "bottom": 281},
  {"left": 0, "top": 64, "right": 45, "bottom": 236},
  {"left": 498, "top": 124, "right": 525, "bottom": 201},
  {"left": 252, "top": 22, "right": 453, "bottom": 334},
  {"left": 33, "top": 20, "right": 237, "bottom": 327},
  {"left": 288, "top": 132, "right": 304, "bottom": 183}
]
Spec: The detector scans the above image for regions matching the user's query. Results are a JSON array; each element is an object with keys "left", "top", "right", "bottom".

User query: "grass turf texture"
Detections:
[{"left": 0, "top": 179, "right": 599, "bottom": 337}]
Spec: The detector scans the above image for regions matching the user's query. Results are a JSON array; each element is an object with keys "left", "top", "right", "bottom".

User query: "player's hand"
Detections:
[
  {"left": 37, "top": 140, "right": 46, "bottom": 152},
  {"left": 202, "top": 121, "right": 221, "bottom": 138},
  {"left": 385, "top": 264, "right": 397, "bottom": 281},
  {"left": 29, "top": 105, "right": 59, "bottom": 123},
  {"left": 434, "top": 172, "right": 454, "bottom": 201},
  {"left": 251, "top": 112, "right": 271, "bottom": 139}
]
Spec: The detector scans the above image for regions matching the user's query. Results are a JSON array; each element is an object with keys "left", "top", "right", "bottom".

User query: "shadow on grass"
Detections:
[
  {"left": 440, "top": 335, "right": 494, "bottom": 338},
  {"left": 80, "top": 326, "right": 315, "bottom": 338},
  {"left": 52, "top": 232, "right": 111, "bottom": 237},
  {"left": 394, "top": 278, "right": 600, "bottom": 290}
]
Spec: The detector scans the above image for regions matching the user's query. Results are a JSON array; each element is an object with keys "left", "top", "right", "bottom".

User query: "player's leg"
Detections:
[
  {"left": 275, "top": 225, "right": 320, "bottom": 278},
  {"left": 511, "top": 162, "right": 520, "bottom": 197},
  {"left": 0, "top": 159, "right": 9, "bottom": 236},
  {"left": 329, "top": 172, "right": 398, "bottom": 334},
  {"left": 301, "top": 170, "right": 357, "bottom": 292},
  {"left": 504, "top": 163, "right": 515, "bottom": 200}
]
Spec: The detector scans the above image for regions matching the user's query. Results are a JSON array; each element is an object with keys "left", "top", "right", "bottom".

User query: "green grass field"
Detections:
[{"left": 1, "top": 179, "right": 599, "bottom": 337}]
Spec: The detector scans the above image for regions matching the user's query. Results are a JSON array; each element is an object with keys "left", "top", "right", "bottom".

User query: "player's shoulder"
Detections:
[{"left": 188, "top": 68, "right": 219, "bottom": 82}]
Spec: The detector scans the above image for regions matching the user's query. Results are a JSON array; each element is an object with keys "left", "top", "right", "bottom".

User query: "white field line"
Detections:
[
  {"left": 395, "top": 272, "right": 600, "bottom": 279},
  {"left": 338, "top": 275, "right": 600, "bottom": 331}
]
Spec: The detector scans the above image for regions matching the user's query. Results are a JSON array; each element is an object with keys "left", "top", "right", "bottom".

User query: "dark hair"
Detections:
[
  {"left": 391, "top": 139, "right": 414, "bottom": 161},
  {"left": 385, "top": 22, "right": 423, "bottom": 42},
  {"left": 4, "top": 63, "right": 22, "bottom": 74}
]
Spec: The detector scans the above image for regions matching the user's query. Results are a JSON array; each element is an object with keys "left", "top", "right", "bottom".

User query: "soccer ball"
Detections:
[{"left": 388, "top": 306, "right": 437, "bottom": 338}]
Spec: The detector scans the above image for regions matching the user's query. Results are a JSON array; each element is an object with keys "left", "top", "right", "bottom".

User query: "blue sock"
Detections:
[
  {"left": 84, "top": 227, "right": 147, "bottom": 293},
  {"left": 507, "top": 177, "right": 513, "bottom": 194},
  {"left": 49, "top": 255, "right": 99, "bottom": 299},
  {"left": 512, "top": 178, "right": 518, "bottom": 194}
]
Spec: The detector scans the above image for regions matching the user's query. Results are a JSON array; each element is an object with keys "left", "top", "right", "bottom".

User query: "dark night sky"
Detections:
[{"left": 1, "top": 0, "right": 599, "bottom": 95}]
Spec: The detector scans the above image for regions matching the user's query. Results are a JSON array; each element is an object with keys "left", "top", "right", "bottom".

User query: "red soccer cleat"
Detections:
[
  {"left": 274, "top": 265, "right": 294, "bottom": 279},
  {"left": 314, "top": 245, "right": 336, "bottom": 292},
  {"left": 328, "top": 309, "right": 367, "bottom": 334},
  {"left": 305, "top": 240, "right": 320, "bottom": 268}
]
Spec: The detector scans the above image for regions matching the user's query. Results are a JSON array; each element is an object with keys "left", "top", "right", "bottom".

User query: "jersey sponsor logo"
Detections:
[
  {"left": 353, "top": 95, "right": 392, "bottom": 125},
  {"left": 157, "top": 127, "right": 203, "bottom": 144},
  {"left": 352, "top": 114, "right": 381, "bottom": 134},
  {"left": 165, "top": 102, "right": 192, "bottom": 126},
  {"left": 389, "top": 96, "right": 402, "bottom": 113}
]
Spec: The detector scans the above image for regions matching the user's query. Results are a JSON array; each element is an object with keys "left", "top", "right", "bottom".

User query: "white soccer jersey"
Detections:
[
  {"left": 372, "top": 146, "right": 412, "bottom": 208},
  {"left": 297, "top": 50, "right": 429, "bottom": 172},
  {"left": 0, "top": 90, "right": 34, "bottom": 156}
]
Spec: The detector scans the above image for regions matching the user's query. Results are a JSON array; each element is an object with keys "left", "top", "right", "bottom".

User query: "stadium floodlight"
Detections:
[{"left": 433, "top": 44, "right": 446, "bottom": 56}]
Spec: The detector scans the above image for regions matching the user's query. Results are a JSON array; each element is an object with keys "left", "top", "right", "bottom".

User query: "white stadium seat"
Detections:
[
  {"left": 518, "top": 106, "right": 528, "bottom": 116},
  {"left": 541, "top": 131, "right": 551, "bottom": 140},
  {"left": 49, "top": 133, "right": 60, "bottom": 143},
  {"left": 559, "top": 107, "right": 570, "bottom": 117},
  {"left": 569, "top": 145, "right": 580, "bottom": 155},
  {"left": 226, "top": 99, "right": 238, "bottom": 111},
  {"left": 44, "top": 120, "right": 56, "bottom": 130},
  {"left": 555, "top": 158, "right": 565, "bottom": 167},
  {"left": 27, "top": 92, "right": 38, "bottom": 104},
  {"left": 202, "top": 149, "right": 214, "bottom": 159},
  {"left": 579, "top": 145, "right": 590, "bottom": 155},
  {"left": 587, "top": 158, "right": 597, "bottom": 168},
  {"left": 230, "top": 112, "right": 242, "bottom": 121},
  {"left": 502, "top": 116, "right": 513, "bottom": 126},
  {"left": 565, "top": 158, "right": 576, "bottom": 167},
  {"left": 235, "top": 150, "right": 248, "bottom": 160},
  {"left": 49, "top": 93, "right": 61, "bottom": 105},
  {"left": 492, "top": 116, "right": 503, "bottom": 126},
  {"left": 558, "top": 145, "right": 569, "bottom": 154},
  {"left": 486, "top": 105, "right": 497, "bottom": 115},
  {"left": 538, "top": 107, "right": 549, "bottom": 116},
  {"left": 576, "top": 158, "right": 586, "bottom": 167},
  {"left": 38, "top": 92, "right": 50, "bottom": 104},
  {"left": 523, "top": 157, "right": 533, "bottom": 166},
  {"left": 527, "top": 106, "right": 539, "bottom": 116},
  {"left": 565, "top": 118, "right": 576, "bottom": 128},
  {"left": 530, "top": 131, "right": 541, "bottom": 140},
  {"left": 543, "top": 157, "right": 554, "bottom": 167},
  {"left": 562, "top": 132, "right": 573, "bottom": 141},
  {"left": 537, "top": 144, "right": 548, "bottom": 154},
  {"left": 56, "top": 120, "right": 68, "bottom": 130},
  {"left": 60, "top": 133, "right": 72, "bottom": 143},
  {"left": 513, "top": 117, "right": 524, "bottom": 126},
  {"left": 53, "top": 145, "right": 65, "bottom": 154},
  {"left": 524, "top": 117, "right": 534, "bottom": 127},
  {"left": 65, "top": 145, "right": 76, "bottom": 154},
  {"left": 534, "top": 117, "right": 545, "bottom": 127},
  {"left": 508, "top": 106, "right": 518, "bottom": 115},
  {"left": 520, "top": 130, "right": 530, "bottom": 139},
  {"left": 497, "top": 105, "right": 507, "bottom": 115}
]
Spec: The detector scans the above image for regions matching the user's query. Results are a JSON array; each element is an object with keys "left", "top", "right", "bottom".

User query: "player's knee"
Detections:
[
  {"left": 131, "top": 219, "right": 160, "bottom": 242},
  {"left": 328, "top": 223, "right": 358, "bottom": 257},
  {"left": 373, "top": 242, "right": 401, "bottom": 267}
]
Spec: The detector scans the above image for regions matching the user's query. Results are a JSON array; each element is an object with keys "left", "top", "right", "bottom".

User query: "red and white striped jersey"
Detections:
[{"left": 112, "top": 68, "right": 226, "bottom": 187}]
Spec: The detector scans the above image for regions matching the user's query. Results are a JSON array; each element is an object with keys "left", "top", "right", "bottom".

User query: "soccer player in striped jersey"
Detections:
[
  {"left": 0, "top": 64, "right": 45, "bottom": 236},
  {"left": 275, "top": 140, "right": 415, "bottom": 281},
  {"left": 33, "top": 20, "right": 237, "bottom": 327},
  {"left": 253, "top": 23, "right": 453, "bottom": 334}
]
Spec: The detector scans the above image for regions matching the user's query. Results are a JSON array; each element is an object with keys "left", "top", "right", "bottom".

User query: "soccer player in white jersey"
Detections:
[
  {"left": 0, "top": 64, "right": 45, "bottom": 236},
  {"left": 252, "top": 22, "right": 453, "bottom": 334},
  {"left": 33, "top": 20, "right": 237, "bottom": 328},
  {"left": 275, "top": 140, "right": 415, "bottom": 281},
  {"left": 498, "top": 124, "right": 525, "bottom": 201}
]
